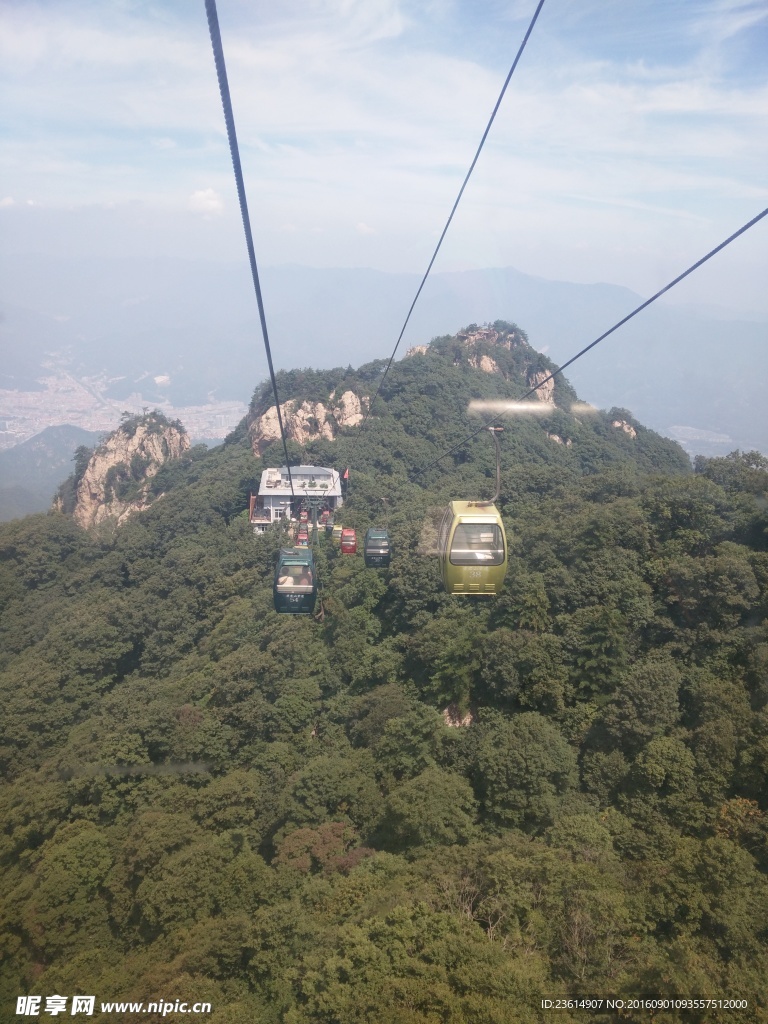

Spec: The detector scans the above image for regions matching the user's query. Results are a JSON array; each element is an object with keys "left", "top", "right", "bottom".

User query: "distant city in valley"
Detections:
[{"left": 0, "top": 370, "right": 247, "bottom": 450}]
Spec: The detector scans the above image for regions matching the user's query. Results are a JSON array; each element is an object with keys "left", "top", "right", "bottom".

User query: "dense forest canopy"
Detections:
[{"left": 1, "top": 326, "right": 767, "bottom": 1023}]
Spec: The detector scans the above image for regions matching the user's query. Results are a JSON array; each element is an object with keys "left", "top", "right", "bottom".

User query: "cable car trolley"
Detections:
[
  {"left": 274, "top": 548, "right": 317, "bottom": 614},
  {"left": 363, "top": 528, "right": 392, "bottom": 568},
  {"left": 437, "top": 427, "right": 507, "bottom": 595}
]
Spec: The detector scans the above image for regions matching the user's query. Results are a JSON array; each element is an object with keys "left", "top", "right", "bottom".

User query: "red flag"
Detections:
[{"left": 342, "top": 467, "right": 349, "bottom": 480}]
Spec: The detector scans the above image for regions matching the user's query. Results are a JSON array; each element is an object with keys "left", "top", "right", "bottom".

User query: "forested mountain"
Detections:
[{"left": 2, "top": 323, "right": 767, "bottom": 1023}]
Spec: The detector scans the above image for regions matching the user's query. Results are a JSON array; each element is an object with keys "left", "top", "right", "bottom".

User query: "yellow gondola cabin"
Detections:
[{"left": 437, "top": 500, "right": 507, "bottom": 595}]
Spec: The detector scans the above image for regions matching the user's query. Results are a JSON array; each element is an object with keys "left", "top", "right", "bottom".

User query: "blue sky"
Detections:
[{"left": 1, "top": 0, "right": 767, "bottom": 314}]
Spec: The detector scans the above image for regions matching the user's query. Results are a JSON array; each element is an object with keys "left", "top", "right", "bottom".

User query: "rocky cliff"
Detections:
[
  {"left": 406, "top": 324, "right": 527, "bottom": 366},
  {"left": 405, "top": 322, "right": 562, "bottom": 399},
  {"left": 64, "top": 413, "right": 189, "bottom": 530},
  {"left": 528, "top": 370, "right": 556, "bottom": 404},
  {"left": 456, "top": 324, "right": 526, "bottom": 351},
  {"left": 248, "top": 390, "right": 368, "bottom": 456}
]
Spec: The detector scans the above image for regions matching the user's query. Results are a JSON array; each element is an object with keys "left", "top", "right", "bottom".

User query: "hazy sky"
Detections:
[{"left": 2, "top": 0, "right": 767, "bottom": 315}]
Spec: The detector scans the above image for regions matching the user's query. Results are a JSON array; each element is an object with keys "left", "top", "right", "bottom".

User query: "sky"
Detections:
[{"left": 1, "top": 0, "right": 767, "bottom": 317}]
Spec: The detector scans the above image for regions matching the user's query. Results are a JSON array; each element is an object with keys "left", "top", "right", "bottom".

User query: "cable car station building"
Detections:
[{"left": 249, "top": 465, "right": 343, "bottom": 532}]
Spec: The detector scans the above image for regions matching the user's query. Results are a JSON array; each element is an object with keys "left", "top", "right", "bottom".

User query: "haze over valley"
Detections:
[{"left": 2, "top": 257, "right": 765, "bottom": 465}]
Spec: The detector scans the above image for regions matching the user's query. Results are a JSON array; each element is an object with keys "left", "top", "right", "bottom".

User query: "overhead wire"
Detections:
[
  {"left": 205, "top": 0, "right": 295, "bottom": 497},
  {"left": 349, "top": 0, "right": 547, "bottom": 460},
  {"left": 411, "top": 206, "right": 768, "bottom": 480}
]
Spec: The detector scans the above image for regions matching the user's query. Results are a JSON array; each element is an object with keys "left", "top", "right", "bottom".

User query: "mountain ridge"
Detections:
[{"left": 1, "top": 257, "right": 765, "bottom": 456}]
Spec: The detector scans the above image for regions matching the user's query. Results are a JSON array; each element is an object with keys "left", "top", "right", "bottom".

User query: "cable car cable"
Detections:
[
  {"left": 350, "top": 0, "right": 547, "bottom": 453},
  {"left": 205, "top": 0, "right": 295, "bottom": 497},
  {"left": 411, "top": 206, "right": 768, "bottom": 479}
]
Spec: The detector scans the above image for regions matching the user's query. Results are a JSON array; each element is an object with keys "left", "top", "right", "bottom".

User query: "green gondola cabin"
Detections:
[
  {"left": 274, "top": 548, "right": 317, "bottom": 613},
  {"left": 363, "top": 528, "right": 392, "bottom": 567}
]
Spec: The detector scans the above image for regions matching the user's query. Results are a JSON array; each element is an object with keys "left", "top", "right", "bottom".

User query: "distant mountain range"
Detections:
[
  {"left": 0, "top": 425, "right": 103, "bottom": 522},
  {"left": 1, "top": 256, "right": 766, "bottom": 457}
]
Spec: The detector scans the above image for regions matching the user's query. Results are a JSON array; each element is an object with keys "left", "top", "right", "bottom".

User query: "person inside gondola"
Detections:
[
  {"left": 278, "top": 566, "right": 300, "bottom": 586},
  {"left": 450, "top": 524, "right": 503, "bottom": 564},
  {"left": 278, "top": 566, "right": 312, "bottom": 588}
]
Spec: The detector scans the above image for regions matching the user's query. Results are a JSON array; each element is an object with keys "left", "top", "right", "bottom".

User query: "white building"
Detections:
[{"left": 249, "top": 465, "right": 343, "bottom": 532}]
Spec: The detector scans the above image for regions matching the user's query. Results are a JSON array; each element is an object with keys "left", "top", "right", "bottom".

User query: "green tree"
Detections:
[
  {"left": 475, "top": 712, "right": 578, "bottom": 831},
  {"left": 12, "top": 821, "right": 114, "bottom": 959},
  {"left": 376, "top": 767, "right": 477, "bottom": 852},
  {"left": 279, "top": 751, "right": 381, "bottom": 837},
  {"left": 595, "top": 655, "right": 681, "bottom": 755},
  {"left": 627, "top": 736, "right": 704, "bottom": 831},
  {"left": 563, "top": 606, "right": 628, "bottom": 696},
  {"left": 372, "top": 706, "right": 449, "bottom": 783}
]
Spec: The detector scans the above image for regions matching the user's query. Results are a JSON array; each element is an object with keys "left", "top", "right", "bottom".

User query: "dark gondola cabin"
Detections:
[
  {"left": 274, "top": 548, "right": 317, "bottom": 613},
  {"left": 438, "top": 501, "right": 507, "bottom": 595},
  {"left": 363, "top": 528, "right": 392, "bottom": 567}
]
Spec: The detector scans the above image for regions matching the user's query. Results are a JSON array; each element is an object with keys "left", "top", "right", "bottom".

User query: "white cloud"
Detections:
[
  {"left": 0, "top": 197, "right": 15, "bottom": 207},
  {"left": 692, "top": 0, "right": 768, "bottom": 43},
  {"left": 188, "top": 189, "right": 223, "bottom": 214},
  {"left": 0, "top": 0, "right": 765, "bottom": 314}
]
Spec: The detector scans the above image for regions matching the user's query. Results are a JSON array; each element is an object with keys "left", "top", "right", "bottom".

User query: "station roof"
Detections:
[{"left": 258, "top": 465, "right": 342, "bottom": 499}]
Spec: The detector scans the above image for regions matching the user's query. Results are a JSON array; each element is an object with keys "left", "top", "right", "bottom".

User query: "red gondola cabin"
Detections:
[{"left": 340, "top": 527, "right": 357, "bottom": 554}]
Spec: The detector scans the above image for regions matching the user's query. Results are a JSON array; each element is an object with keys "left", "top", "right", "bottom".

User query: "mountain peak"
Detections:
[
  {"left": 57, "top": 411, "right": 189, "bottom": 530},
  {"left": 247, "top": 390, "right": 369, "bottom": 457}
]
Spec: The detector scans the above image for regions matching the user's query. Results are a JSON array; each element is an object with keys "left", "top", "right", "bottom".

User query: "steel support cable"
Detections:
[
  {"left": 410, "top": 206, "right": 768, "bottom": 480},
  {"left": 205, "top": 0, "right": 295, "bottom": 497},
  {"left": 349, "top": 0, "right": 547, "bottom": 459}
]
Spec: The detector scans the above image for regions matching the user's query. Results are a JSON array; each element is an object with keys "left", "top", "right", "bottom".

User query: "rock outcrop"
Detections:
[
  {"left": 528, "top": 371, "right": 556, "bottom": 404},
  {"left": 456, "top": 325, "right": 525, "bottom": 350},
  {"left": 248, "top": 390, "right": 368, "bottom": 456},
  {"left": 468, "top": 353, "right": 500, "bottom": 374},
  {"left": 406, "top": 325, "right": 527, "bottom": 373},
  {"left": 70, "top": 414, "right": 188, "bottom": 530},
  {"left": 612, "top": 419, "right": 638, "bottom": 439},
  {"left": 403, "top": 325, "right": 570, "bottom": 415},
  {"left": 442, "top": 704, "right": 474, "bottom": 728}
]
